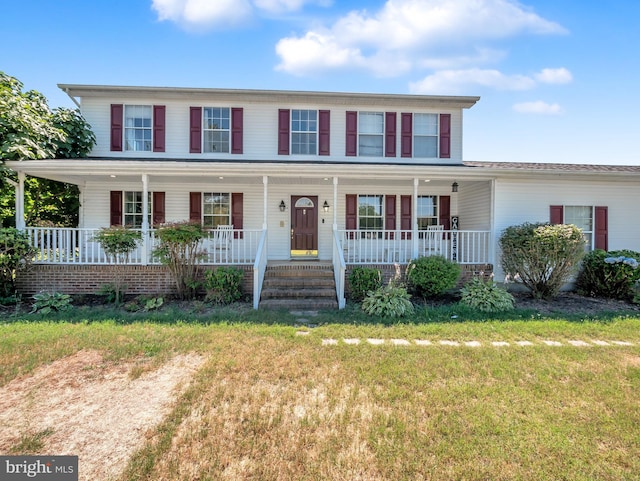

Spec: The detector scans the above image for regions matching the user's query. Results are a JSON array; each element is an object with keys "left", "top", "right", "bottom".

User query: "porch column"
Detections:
[
  {"left": 262, "top": 176, "right": 268, "bottom": 229},
  {"left": 16, "top": 171, "right": 26, "bottom": 230},
  {"left": 412, "top": 178, "right": 419, "bottom": 258},
  {"left": 141, "top": 174, "right": 149, "bottom": 265},
  {"left": 332, "top": 176, "right": 338, "bottom": 230}
]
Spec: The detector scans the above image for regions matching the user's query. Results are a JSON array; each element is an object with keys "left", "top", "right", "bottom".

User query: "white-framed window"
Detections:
[
  {"left": 358, "top": 195, "right": 384, "bottom": 230},
  {"left": 203, "top": 108, "right": 230, "bottom": 153},
  {"left": 124, "top": 105, "right": 152, "bottom": 151},
  {"left": 414, "top": 113, "right": 438, "bottom": 158},
  {"left": 124, "top": 191, "right": 151, "bottom": 228},
  {"left": 203, "top": 192, "right": 231, "bottom": 229},
  {"left": 291, "top": 109, "right": 317, "bottom": 155},
  {"left": 358, "top": 112, "right": 384, "bottom": 157},
  {"left": 564, "top": 205, "right": 593, "bottom": 250},
  {"left": 417, "top": 195, "right": 439, "bottom": 229}
]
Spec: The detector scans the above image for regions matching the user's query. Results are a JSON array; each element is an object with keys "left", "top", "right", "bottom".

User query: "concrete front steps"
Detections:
[{"left": 259, "top": 261, "right": 338, "bottom": 310}]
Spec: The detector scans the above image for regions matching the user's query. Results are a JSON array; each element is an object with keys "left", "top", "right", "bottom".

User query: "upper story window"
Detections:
[
  {"left": 203, "top": 108, "right": 230, "bottom": 153},
  {"left": 358, "top": 112, "right": 384, "bottom": 157},
  {"left": 414, "top": 114, "right": 438, "bottom": 158},
  {"left": 203, "top": 192, "right": 231, "bottom": 229},
  {"left": 125, "top": 106, "right": 152, "bottom": 151},
  {"left": 111, "top": 104, "right": 165, "bottom": 153},
  {"left": 291, "top": 110, "right": 317, "bottom": 155}
]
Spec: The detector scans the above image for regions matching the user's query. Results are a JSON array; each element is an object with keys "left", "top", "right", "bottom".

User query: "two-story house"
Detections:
[{"left": 8, "top": 85, "right": 640, "bottom": 308}]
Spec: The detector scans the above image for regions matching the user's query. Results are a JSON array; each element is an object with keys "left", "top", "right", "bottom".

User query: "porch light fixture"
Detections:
[
  {"left": 451, "top": 181, "right": 459, "bottom": 193},
  {"left": 323, "top": 200, "right": 330, "bottom": 212},
  {"left": 279, "top": 200, "right": 286, "bottom": 212}
]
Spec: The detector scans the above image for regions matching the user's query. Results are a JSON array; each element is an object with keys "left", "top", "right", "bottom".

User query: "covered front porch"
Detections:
[{"left": 8, "top": 160, "right": 495, "bottom": 309}]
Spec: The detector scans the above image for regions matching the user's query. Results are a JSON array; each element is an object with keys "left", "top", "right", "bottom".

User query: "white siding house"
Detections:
[{"left": 7, "top": 85, "right": 640, "bottom": 307}]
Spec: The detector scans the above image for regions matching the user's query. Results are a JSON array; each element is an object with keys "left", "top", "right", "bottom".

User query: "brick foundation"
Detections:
[{"left": 16, "top": 264, "right": 254, "bottom": 299}]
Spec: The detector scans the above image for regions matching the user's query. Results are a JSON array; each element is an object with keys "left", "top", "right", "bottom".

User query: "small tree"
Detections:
[
  {"left": 407, "top": 255, "right": 461, "bottom": 299},
  {"left": 0, "top": 227, "right": 34, "bottom": 299},
  {"left": 500, "top": 222, "right": 586, "bottom": 299},
  {"left": 94, "top": 226, "right": 142, "bottom": 304},
  {"left": 153, "top": 222, "right": 206, "bottom": 300}
]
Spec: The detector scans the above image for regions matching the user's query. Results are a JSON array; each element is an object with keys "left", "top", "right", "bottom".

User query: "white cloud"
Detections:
[
  {"left": 535, "top": 67, "right": 573, "bottom": 84},
  {"left": 513, "top": 101, "right": 564, "bottom": 115},
  {"left": 254, "top": 0, "right": 331, "bottom": 14},
  {"left": 409, "top": 67, "right": 573, "bottom": 94},
  {"left": 275, "top": 0, "right": 567, "bottom": 75},
  {"left": 409, "top": 69, "right": 537, "bottom": 94},
  {"left": 152, "top": 0, "right": 253, "bottom": 30}
]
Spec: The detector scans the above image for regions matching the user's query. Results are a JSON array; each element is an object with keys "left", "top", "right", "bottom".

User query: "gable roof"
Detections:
[{"left": 465, "top": 161, "right": 640, "bottom": 174}]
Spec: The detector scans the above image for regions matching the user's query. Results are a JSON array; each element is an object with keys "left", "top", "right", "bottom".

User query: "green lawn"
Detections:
[{"left": 1, "top": 307, "right": 640, "bottom": 480}]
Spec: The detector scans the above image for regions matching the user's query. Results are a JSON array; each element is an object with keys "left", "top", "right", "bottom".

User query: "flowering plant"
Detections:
[{"left": 577, "top": 249, "right": 640, "bottom": 300}]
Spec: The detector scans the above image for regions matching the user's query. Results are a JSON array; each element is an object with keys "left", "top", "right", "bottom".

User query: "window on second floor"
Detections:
[
  {"left": 124, "top": 106, "right": 152, "bottom": 151},
  {"left": 414, "top": 114, "right": 438, "bottom": 158},
  {"left": 291, "top": 109, "right": 317, "bottom": 155},
  {"left": 358, "top": 112, "right": 384, "bottom": 157},
  {"left": 203, "top": 108, "right": 230, "bottom": 153}
]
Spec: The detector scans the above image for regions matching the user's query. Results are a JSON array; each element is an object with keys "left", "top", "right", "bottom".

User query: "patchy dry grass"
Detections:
[{"left": 1, "top": 317, "right": 640, "bottom": 480}]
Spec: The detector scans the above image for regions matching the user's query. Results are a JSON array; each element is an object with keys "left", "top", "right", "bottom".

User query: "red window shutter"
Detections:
[
  {"left": 345, "top": 111, "right": 357, "bottom": 156},
  {"left": 595, "top": 206, "right": 608, "bottom": 251},
  {"left": 401, "top": 195, "right": 412, "bottom": 240},
  {"left": 278, "top": 109, "right": 290, "bottom": 155},
  {"left": 231, "top": 107, "right": 243, "bottom": 154},
  {"left": 439, "top": 113, "right": 451, "bottom": 159},
  {"left": 319, "top": 110, "right": 330, "bottom": 156},
  {"left": 550, "top": 205, "right": 563, "bottom": 224},
  {"left": 152, "top": 192, "right": 165, "bottom": 226},
  {"left": 232, "top": 192, "right": 243, "bottom": 239},
  {"left": 110, "top": 104, "right": 123, "bottom": 152},
  {"left": 345, "top": 194, "right": 358, "bottom": 231},
  {"left": 189, "top": 192, "right": 202, "bottom": 223},
  {"left": 110, "top": 191, "right": 123, "bottom": 226},
  {"left": 401, "top": 113, "right": 412, "bottom": 158},
  {"left": 153, "top": 105, "right": 166, "bottom": 153},
  {"left": 385, "top": 112, "right": 397, "bottom": 157},
  {"left": 189, "top": 107, "right": 202, "bottom": 154},
  {"left": 439, "top": 195, "right": 451, "bottom": 230},
  {"left": 385, "top": 195, "right": 396, "bottom": 239}
]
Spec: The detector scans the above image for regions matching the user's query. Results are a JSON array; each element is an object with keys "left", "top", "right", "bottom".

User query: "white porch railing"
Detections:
[
  {"left": 339, "top": 229, "right": 491, "bottom": 264},
  {"left": 26, "top": 227, "right": 263, "bottom": 265},
  {"left": 332, "top": 229, "right": 346, "bottom": 309}
]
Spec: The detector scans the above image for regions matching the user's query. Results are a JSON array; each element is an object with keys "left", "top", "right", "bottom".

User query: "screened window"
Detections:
[
  {"left": 203, "top": 193, "right": 231, "bottom": 229},
  {"left": 123, "top": 191, "right": 151, "bottom": 228},
  {"left": 564, "top": 206, "right": 593, "bottom": 250},
  {"left": 358, "top": 195, "right": 383, "bottom": 230},
  {"left": 359, "top": 112, "right": 384, "bottom": 157},
  {"left": 203, "top": 108, "right": 230, "bottom": 153},
  {"left": 291, "top": 110, "right": 317, "bottom": 155},
  {"left": 417, "top": 195, "right": 439, "bottom": 229},
  {"left": 414, "top": 113, "right": 438, "bottom": 158},
  {"left": 124, "top": 105, "right": 152, "bottom": 151}
]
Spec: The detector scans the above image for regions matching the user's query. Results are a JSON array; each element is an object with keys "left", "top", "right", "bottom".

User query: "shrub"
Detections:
[
  {"left": 407, "top": 255, "right": 461, "bottom": 299},
  {"left": 576, "top": 249, "right": 640, "bottom": 301},
  {"left": 500, "top": 222, "right": 585, "bottom": 299},
  {"left": 0, "top": 227, "right": 35, "bottom": 298},
  {"left": 93, "top": 226, "right": 142, "bottom": 304},
  {"left": 204, "top": 267, "right": 244, "bottom": 304},
  {"left": 459, "top": 277, "right": 515, "bottom": 312},
  {"left": 348, "top": 266, "right": 382, "bottom": 301},
  {"left": 153, "top": 222, "right": 206, "bottom": 300},
  {"left": 361, "top": 284, "right": 414, "bottom": 318},
  {"left": 31, "top": 291, "right": 72, "bottom": 314}
]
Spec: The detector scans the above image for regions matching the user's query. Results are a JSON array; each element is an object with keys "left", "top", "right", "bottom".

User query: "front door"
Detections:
[{"left": 290, "top": 195, "right": 318, "bottom": 257}]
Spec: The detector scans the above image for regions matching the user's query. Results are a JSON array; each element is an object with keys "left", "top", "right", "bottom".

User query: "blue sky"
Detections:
[{"left": 3, "top": 0, "right": 639, "bottom": 164}]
